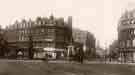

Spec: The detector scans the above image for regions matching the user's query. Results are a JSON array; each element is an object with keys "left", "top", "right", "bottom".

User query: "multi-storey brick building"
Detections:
[
  {"left": 5, "top": 15, "right": 72, "bottom": 59},
  {"left": 118, "top": 9, "right": 135, "bottom": 62}
]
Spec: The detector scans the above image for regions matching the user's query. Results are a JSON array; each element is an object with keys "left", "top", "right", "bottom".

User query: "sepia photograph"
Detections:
[{"left": 0, "top": 0, "right": 135, "bottom": 75}]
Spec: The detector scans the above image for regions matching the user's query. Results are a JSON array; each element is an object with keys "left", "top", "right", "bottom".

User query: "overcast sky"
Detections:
[{"left": 0, "top": 0, "right": 134, "bottom": 48}]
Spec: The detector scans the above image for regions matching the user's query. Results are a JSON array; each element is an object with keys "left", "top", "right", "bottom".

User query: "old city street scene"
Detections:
[{"left": 1, "top": 0, "right": 135, "bottom": 75}]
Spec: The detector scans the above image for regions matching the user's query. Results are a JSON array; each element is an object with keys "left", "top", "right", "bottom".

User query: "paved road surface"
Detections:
[{"left": 0, "top": 59, "right": 134, "bottom": 75}]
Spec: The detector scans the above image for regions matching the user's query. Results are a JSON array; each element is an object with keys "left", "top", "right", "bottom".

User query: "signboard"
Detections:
[
  {"left": 43, "top": 48, "right": 55, "bottom": 51},
  {"left": 43, "top": 47, "right": 64, "bottom": 51}
]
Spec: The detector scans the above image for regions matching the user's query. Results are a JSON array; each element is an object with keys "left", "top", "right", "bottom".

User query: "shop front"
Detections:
[{"left": 43, "top": 47, "right": 66, "bottom": 59}]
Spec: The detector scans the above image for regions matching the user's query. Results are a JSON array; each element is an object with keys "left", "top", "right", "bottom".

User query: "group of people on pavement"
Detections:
[{"left": 69, "top": 47, "right": 84, "bottom": 64}]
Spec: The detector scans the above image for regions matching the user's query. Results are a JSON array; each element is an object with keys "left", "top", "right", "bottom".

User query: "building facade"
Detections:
[
  {"left": 5, "top": 15, "right": 72, "bottom": 59},
  {"left": 118, "top": 10, "right": 135, "bottom": 62},
  {"left": 72, "top": 28, "right": 96, "bottom": 58},
  {"left": 4, "top": 15, "right": 96, "bottom": 60},
  {"left": 0, "top": 27, "right": 8, "bottom": 57}
]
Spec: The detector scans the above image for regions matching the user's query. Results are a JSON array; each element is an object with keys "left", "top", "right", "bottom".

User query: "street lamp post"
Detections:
[{"left": 104, "top": 49, "right": 107, "bottom": 64}]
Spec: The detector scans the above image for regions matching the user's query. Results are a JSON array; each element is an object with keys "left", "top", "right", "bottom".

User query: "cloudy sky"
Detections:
[{"left": 0, "top": 0, "right": 134, "bottom": 48}]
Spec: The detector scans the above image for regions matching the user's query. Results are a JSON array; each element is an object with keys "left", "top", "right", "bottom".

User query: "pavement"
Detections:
[
  {"left": 0, "top": 59, "right": 135, "bottom": 65},
  {"left": 48, "top": 60, "right": 133, "bottom": 64}
]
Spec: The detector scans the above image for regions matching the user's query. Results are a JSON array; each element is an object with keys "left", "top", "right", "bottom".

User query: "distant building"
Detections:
[
  {"left": 96, "top": 47, "right": 105, "bottom": 58},
  {"left": 5, "top": 15, "right": 72, "bottom": 59},
  {"left": 109, "top": 40, "right": 119, "bottom": 54},
  {"left": 72, "top": 28, "right": 96, "bottom": 58},
  {"left": 118, "top": 9, "right": 135, "bottom": 62}
]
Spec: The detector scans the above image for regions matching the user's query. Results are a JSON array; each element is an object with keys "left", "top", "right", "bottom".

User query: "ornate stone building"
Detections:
[
  {"left": 4, "top": 15, "right": 96, "bottom": 60},
  {"left": 118, "top": 10, "right": 135, "bottom": 62},
  {"left": 5, "top": 15, "right": 72, "bottom": 59}
]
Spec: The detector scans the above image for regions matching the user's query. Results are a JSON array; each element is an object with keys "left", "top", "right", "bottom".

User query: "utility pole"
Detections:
[
  {"left": 28, "top": 24, "right": 34, "bottom": 59},
  {"left": 104, "top": 42, "right": 108, "bottom": 64}
]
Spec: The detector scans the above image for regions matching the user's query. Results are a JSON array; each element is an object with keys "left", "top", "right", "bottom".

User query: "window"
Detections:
[
  {"left": 131, "top": 30, "right": 134, "bottom": 35},
  {"left": 133, "top": 39, "right": 135, "bottom": 47},
  {"left": 19, "top": 36, "right": 21, "bottom": 41},
  {"left": 22, "top": 36, "right": 25, "bottom": 41},
  {"left": 46, "top": 28, "right": 55, "bottom": 33},
  {"left": 37, "top": 21, "right": 42, "bottom": 25},
  {"left": 127, "top": 40, "right": 130, "bottom": 47},
  {"left": 49, "top": 20, "right": 55, "bottom": 24},
  {"left": 45, "top": 43, "right": 54, "bottom": 47},
  {"left": 45, "top": 34, "right": 54, "bottom": 39},
  {"left": 22, "top": 30, "right": 25, "bottom": 34},
  {"left": 122, "top": 41, "right": 125, "bottom": 47},
  {"left": 42, "top": 21, "right": 46, "bottom": 24},
  {"left": 23, "top": 24, "right": 26, "bottom": 28},
  {"left": 41, "top": 29, "right": 44, "bottom": 33},
  {"left": 120, "top": 41, "right": 125, "bottom": 48}
]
